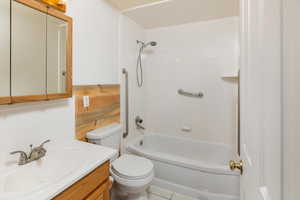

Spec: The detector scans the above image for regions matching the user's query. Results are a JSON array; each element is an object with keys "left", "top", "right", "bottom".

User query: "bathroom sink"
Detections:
[
  {"left": 0, "top": 148, "right": 81, "bottom": 198},
  {"left": 2, "top": 166, "right": 46, "bottom": 194},
  {"left": 0, "top": 141, "right": 116, "bottom": 200}
]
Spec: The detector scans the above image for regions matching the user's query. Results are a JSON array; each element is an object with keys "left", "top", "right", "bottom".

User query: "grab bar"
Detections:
[
  {"left": 178, "top": 89, "right": 204, "bottom": 98},
  {"left": 122, "top": 68, "right": 129, "bottom": 138}
]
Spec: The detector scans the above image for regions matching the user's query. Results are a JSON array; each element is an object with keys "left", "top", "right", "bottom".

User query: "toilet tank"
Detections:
[{"left": 86, "top": 123, "right": 122, "bottom": 150}]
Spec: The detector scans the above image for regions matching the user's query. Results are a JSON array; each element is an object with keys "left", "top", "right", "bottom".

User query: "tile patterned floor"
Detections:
[{"left": 148, "top": 185, "right": 198, "bottom": 200}]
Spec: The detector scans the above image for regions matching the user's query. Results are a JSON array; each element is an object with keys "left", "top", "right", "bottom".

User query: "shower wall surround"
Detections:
[
  {"left": 142, "top": 17, "right": 239, "bottom": 145},
  {"left": 119, "top": 16, "right": 146, "bottom": 148},
  {"left": 120, "top": 16, "right": 239, "bottom": 146}
]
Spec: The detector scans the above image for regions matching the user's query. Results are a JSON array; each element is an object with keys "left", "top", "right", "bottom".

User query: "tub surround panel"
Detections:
[
  {"left": 142, "top": 17, "right": 239, "bottom": 146},
  {"left": 119, "top": 16, "right": 239, "bottom": 149},
  {"left": 119, "top": 15, "right": 146, "bottom": 150},
  {"left": 74, "top": 85, "right": 120, "bottom": 141}
]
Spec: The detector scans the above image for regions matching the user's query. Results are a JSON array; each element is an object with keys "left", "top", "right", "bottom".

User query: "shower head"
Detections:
[
  {"left": 136, "top": 40, "right": 157, "bottom": 88},
  {"left": 146, "top": 41, "right": 157, "bottom": 47}
]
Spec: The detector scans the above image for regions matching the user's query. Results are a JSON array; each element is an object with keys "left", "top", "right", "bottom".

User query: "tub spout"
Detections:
[{"left": 137, "top": 123, "right": 145, "bottom": 130}]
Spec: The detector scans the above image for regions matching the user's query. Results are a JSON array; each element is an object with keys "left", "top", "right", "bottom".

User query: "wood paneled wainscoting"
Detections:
[{"left": 74, "top": 85, "right": 120, "bottom": 141}]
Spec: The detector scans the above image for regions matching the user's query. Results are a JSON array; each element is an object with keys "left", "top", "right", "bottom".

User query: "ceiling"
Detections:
[
  {"left": 109, "top": 0, "right": 239, "bottom": 29},
  {"left": 107, "top": 0, "right": 166, "bottom": 11}
]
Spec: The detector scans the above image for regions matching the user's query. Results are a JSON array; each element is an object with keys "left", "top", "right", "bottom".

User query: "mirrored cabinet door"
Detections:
[
  {"left": 11, "top": 1, "right": 47, "bottom": 97},
  {"left": 0, "top": 0, "right": 11, "bottom": 102},
  {"left": 47, "top": 15, "right": 68, "bottom": 94}
]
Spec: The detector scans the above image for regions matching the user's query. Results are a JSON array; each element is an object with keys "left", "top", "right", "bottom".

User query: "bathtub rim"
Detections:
[{"left": 126, "top": 133, "right": 239, "bottom": 176}]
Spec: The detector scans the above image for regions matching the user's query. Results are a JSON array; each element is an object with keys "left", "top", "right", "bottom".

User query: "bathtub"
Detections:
[{"left": 126, "top": 133, "right": 240, "bottom": 200}]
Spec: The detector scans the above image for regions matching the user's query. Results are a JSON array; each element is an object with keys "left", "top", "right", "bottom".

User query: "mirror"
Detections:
[
  {"left": 0, "top": 0, "right": 10, "bottom": 98},
  {"left": 11, "top": 1, "right": 47, "bottom": 97},
  {"left": 0, "top": 0, "right": 72, "bottom": 104},
  {"left": 47, "top": 15, "right": 68, "bottom": 94}
]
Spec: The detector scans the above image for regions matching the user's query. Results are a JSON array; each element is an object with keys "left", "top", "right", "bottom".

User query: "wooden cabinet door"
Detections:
[
  {"left": 85, "top": 181, "right": 109, "bottom": 200},
  {"left": 53, "top": 162, "right": 109, "bottom": 200}
]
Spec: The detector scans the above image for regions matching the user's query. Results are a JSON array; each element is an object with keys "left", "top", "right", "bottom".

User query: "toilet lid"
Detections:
[{"left": 111, "top": 155, "right": 153, "bottom": 179}]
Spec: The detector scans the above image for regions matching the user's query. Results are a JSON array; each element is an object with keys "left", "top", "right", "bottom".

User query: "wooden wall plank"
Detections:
[{"left": 74, "top": 85, "right": 120, "bottom": 141}]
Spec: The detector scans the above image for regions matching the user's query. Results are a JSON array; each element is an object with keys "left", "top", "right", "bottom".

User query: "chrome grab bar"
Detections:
[
  {"left": 178, "top": 89, "right": 204, "bottom": 98},
  {"left": 122, "top": 68, "right": 129, "bottom": 138}
]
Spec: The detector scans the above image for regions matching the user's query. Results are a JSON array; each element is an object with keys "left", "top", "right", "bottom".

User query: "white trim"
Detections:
[
  {"left": 122, "top": 0, "right": 173, "bottom": 13},
  {"left": 259, "top": 186, "right": 271, "bottom": 200}
]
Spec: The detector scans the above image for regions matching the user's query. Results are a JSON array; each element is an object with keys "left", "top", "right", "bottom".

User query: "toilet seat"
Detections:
[{"left": 111, "top": 155, "right": 154, "bottom": 180}]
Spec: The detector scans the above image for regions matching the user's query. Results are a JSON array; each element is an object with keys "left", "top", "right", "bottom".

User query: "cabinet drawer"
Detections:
[
  {"left": 85, "top": 181, "right": 108, "bottom": 200},
  {"left": 53, "top": 161, "right": 109, "bottom": 200}
]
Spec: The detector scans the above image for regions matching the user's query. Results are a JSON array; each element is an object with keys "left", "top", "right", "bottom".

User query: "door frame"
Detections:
[{"left": 239, "top": 0, "right": 282, "bottom": 199}]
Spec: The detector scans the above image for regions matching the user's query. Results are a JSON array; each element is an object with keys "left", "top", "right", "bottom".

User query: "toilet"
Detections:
[{"left": 86, "top": 123, "right": 154, "bottom": 200}]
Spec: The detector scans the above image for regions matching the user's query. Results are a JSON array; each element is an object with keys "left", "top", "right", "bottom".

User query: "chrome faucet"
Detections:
[
  {"left": 10, "top": 140, "right": 50, "bottom": 166},
  {"left": 135, "top": 116, "right": 145, "bottom": 130}
]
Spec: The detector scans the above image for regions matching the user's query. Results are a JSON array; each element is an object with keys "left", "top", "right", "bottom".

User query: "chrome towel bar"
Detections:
[{"left": 178, "top": 89, "right": 204, "bottom": 98}]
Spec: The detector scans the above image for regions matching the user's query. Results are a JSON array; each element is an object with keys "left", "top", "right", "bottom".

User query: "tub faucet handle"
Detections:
[
  {"left": 135, "top": 116, "right": 145, "bottom": 130},
  {"left": 135, "top": 116, "right": 143, "bottom": 124}
]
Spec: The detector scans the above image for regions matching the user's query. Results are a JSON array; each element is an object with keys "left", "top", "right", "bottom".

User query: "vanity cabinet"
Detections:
[
  {"left": 0, "top": 0, "right": 72, "bottom": 104},
  {"left": 53, "top": 161, "right": 110, "bottom": 200}
]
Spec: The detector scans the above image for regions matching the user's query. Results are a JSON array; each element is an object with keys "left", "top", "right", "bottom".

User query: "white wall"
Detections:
[
  {"left": 283, "top": 0, "right": 300, "bottom": 199},
  {"left": 141, "top": 17, "right": 239, "bottom": 145},
  {"left": 68, "top": 0, "right": 120, "bottom": 85},
  {"left": 118, "top": 15, "right": 145, "bottom": 150},
  {"left": 0, "top": 100, "right": 75, "bottom": 172},
  {"left": 0, "top": 0, "right": 120, "bottom": 172}
]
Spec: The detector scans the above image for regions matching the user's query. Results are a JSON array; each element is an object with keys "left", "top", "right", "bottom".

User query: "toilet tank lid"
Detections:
[{"left": 86, "top": 123, "right": 122, "bottom": 140}]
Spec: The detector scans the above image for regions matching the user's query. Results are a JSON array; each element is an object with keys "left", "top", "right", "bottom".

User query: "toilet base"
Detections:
[
  {"left": 111, "top": 186, "right": 149, "bottom": 200},
  {"left": 112, "top": 194, "right": 148, "bottom": 200},
  {"left": 127, "top": 192, "right": 148, "bottom": 200}
]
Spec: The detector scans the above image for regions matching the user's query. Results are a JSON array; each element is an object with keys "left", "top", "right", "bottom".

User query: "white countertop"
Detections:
[{"left": 0, "top": 140, "right": 117, "bottom": 200}]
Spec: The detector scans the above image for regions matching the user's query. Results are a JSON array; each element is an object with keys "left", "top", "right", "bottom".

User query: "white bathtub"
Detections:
[{"left": 126, "top": 133, "right": 240, "bottom": 200}]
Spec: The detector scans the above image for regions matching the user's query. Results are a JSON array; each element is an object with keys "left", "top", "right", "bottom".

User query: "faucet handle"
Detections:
[
  {"left": 39, "top": 140, "right": 50, "bottom": 147},
  {"left": 10, "top": 151, "right": 28, "bottom": 165},
  {"left": 10, "top": 151, "right": 27, "bottom": 156}
]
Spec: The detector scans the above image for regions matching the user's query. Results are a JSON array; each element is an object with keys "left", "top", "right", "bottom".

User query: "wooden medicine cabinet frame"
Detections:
[{"left": 0, "top": 0, "right": 73, "bottom": 105}]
